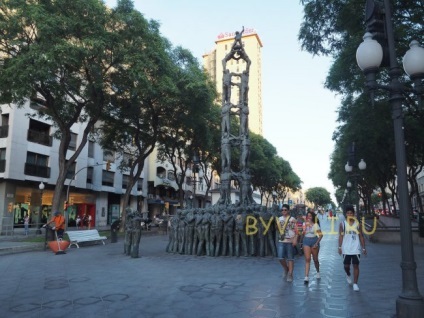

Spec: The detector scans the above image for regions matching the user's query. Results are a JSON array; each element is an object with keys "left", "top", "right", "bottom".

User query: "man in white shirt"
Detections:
[
  {"left": 338, "top": 205, "right": 367, "bottom": 291},
  {"left": 277, "top": 204, "right": 298, "bottom": 282}
]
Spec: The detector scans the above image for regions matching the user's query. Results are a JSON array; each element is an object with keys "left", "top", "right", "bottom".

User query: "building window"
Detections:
[
  {"left": 137, "top": 178, "right": 143, "bottom": 191},
  {"left": 25, "top": 152, "right": 50, "bottom": 178},
  {"left": 88, "top": 141, "right": 95, "bottom": 158},
  {"left": 122, "top": 175, "right": 129, "bottom": 189},
  {"left": 65, "top": 161, "right": 76, "bottom": 179},
  {"left": 87, "top": 167, "right": 93, "bottom": 184},
  {"left": 0, "top": 148, "right": 6, "bottom": 172},
  {"left": 167, "top": 171, "right": 175, "bottom": 181},
  {"left": 123, "top": 152, "right": 133, "bottom": 167},
  {"left": 27, "top": 119, "right": 52, "bottom": 146},
  {"left": 0, "top": 114, "right": 9, "bottom": 138},
  {"left": 102, "top": 171, "right": 114, "bottom": 187},
  {"left": 156, "top": 167, "right": 166, "bottom": 179},
  {"left": 68, "top": 133, "right": 77, "bottom": 151}
]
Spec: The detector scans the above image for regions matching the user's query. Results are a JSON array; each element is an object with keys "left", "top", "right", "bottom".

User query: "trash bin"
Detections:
[
  {"left": 419, "top": 213, "right": 424, "bottom": 238},
  {"left": 111, "top": 219, "right": 121, "bottom": 243}
]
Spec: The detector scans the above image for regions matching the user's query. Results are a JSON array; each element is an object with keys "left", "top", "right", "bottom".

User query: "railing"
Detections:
[
  {"left": 27, "top": 129, "right": 52, "bottom": 146},
  {"left": 24, "top": 163, "right": 50, "bottom": 178}
]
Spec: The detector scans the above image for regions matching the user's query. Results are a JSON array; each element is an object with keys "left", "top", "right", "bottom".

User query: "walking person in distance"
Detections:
[{"left": 338, "top": 205, "right": 367, "bottom": 291}]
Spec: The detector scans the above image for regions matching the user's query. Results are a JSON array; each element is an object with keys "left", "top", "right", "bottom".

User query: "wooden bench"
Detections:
[{"left": 66, "top": 229, "right": 107, "bottom": 248}]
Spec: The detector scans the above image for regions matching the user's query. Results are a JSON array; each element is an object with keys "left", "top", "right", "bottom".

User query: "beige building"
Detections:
[{"left": 203, "top": 28, "right": 263, "bottom": 136}]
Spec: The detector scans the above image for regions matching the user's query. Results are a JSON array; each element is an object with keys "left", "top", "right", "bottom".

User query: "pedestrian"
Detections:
[
  {"left": 277, "top": 204, "right": 298, "bottom": 283},
  {"left": 24, "top": 213, "right": 29, "bottom": 235},
  {"left": 88, "top": 214, "right": 92, "bottom": 230},
  {"left": 76, "top": 215, "right": 81, "bottom": 229},
  {"left": 45, "top": 211, "right": 66, "bottom": 239},
  {"left": 302, "top": 209, "right": 323, "bottom": 284},
  {"left": 338, "top": 205, "right": 367, "bottom": 292}
]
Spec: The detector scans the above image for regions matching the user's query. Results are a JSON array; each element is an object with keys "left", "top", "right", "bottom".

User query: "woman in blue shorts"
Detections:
[{"left": 302, "top": 210, "right": 323, "bottom": 284}]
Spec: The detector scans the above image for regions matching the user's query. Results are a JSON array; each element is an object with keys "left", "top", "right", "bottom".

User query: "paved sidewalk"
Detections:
[{"left": 0, "top": 220, "right": 423, "bottom": 318}]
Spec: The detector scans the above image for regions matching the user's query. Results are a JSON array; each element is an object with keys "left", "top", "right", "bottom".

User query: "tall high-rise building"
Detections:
[{"left": 203, "top": 27, "right": 263, "bottom": 136}]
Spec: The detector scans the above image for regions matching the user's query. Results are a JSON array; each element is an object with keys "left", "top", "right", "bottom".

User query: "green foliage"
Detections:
[
  {"left": 0, "top": 0, "right": 118, "bottom": 212},
  {"left": 248, "top": 133, "right": 302, "bottom": 203},
  {"left": 300, "top": 0, "right": 424, "bottom": 204},
  {"left": 305, "top": 187, "right": 332, "bottom": 207}
]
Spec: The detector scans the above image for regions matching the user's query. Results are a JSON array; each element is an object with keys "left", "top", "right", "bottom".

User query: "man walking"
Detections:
[
  {"left": 338, "top": 205, "right": 367, "bottom": 291},
  {"left": 277, "top": 204, "right": 298, "bottom": 282}
]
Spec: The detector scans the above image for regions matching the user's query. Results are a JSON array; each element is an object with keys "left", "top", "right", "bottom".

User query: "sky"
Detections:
[{"left": 105, "top": 0, "right": 340, "bottom": 198}]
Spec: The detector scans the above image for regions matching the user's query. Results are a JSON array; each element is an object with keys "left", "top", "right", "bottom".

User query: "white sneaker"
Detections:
[
  {"left": 283, "top": 269, "right": 288, "bottom": 279},
  {"left": 287, "top": 274, "right": 293, "bottom": 282},
  {"left": 353, "top": 284, "right": 360, "bottom": 291},
  {"left": 316, "top": 272, "right": 321, "bottom": 279},
  {"left": 346, "top": 275, "right": 353, "bottom": 285},
  {"left": 304, "top": 276, "right": 309, "bottom": 284}
]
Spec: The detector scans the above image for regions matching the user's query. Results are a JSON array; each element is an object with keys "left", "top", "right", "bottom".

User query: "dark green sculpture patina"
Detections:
[
  {"left": 165, "top": 29, "right": 280, "bottom": 258},
  {"left": 219, "top": 26, "right": 254, "bottom": 206}
]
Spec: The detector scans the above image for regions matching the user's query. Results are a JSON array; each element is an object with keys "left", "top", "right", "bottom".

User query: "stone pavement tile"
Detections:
[{"left": 0, "top": 220, "right": 423, "bottom": 318}]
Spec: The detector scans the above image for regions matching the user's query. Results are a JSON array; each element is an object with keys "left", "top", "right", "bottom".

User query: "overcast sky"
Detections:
[{"left": 105, "top": 0, "right": 340, "bottom": 198}]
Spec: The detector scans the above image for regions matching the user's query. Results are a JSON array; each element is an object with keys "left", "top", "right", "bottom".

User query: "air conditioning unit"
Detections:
[{"left": 148, "top": 194, "right": 154, "bottom": 199}]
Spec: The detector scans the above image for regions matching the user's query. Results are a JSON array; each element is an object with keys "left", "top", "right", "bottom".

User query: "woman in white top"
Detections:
[{"left": 302, "top": 210, "right": 323, "bottom": 284}]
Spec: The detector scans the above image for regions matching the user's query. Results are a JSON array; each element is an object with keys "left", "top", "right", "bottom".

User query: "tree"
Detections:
[
  {"left": 156, "top": 47, "right": 218, "bottom": 207},
  {"left": 0, "top": 0, "right": 132, "bottom": 213},
  {"left": 97, "top": 0, "right": 177, "bottom": 228},
  {"left": 247, "top": 133, "right": 302, "bottom": 205},
  {"left": 300, "top": 0, "right": 424, "bottom": 207},
  {"left": 305, "top": 187, "right": 332, "bottom": 208}
]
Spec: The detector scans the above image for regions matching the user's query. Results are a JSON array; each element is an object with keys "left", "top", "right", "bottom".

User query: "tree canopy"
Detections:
[{"left": 299, "top": 0, "right": 424, "bottom": 212}]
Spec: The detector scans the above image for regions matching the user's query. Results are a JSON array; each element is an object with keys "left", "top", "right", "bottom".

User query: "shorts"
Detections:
[
  {"left": 302, "top": 236, "right": 319, "bottom": 247},
  {"left": 343, "top": 254, "right": 360, "bottom": 265},
  {"left": 277, "top": 242, "right": 294, "bottom": 261}
]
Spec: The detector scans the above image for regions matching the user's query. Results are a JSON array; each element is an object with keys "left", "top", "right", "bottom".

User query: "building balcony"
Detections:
[
  {"left": 27, "top": 129, "right": 52, "bottom": 146},
  {"left": 24, "top": 163, "right": 51, "bottom": 178},
  {"left": 154, "top": 176, "right": 178, "bottom": 191}
]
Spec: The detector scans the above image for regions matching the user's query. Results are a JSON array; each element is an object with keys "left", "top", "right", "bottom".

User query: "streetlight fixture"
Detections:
[
  {"left": 356, "top": 1, "right": 424, "bottom": 316},
  {"left": 272, "top": 191, "right": 277, "bottom": 205},
  {"left": 36, "top": 181, "right": 45, "bottom": 234},
  {"left": 186, "top": 153, "right": 204, "bottom": 208},
  {"left": 344, "top": 143, "right": 366, "bottom": 219}
]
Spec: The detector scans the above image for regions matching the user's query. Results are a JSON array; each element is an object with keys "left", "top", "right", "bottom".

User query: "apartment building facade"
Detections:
[
  {"left": 0, "top": 102, "right": 146, "bottom": 234},
  {"left": 203, "top": 27, "right": 263, "bottom": 136}
]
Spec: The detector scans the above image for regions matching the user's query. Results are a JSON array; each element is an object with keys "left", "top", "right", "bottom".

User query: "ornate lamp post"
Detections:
[
  {"left": 186, "top": 153, "right": 204, "bottom": 208},
  {"left": 36, "top": 181, "right": 45, "bottom": 234},
  {"left": 356, "top": 1, "right": 424, "bottom": 316},
  {"left": 344, "top": 144, "right": 366, "bottom": 219}
]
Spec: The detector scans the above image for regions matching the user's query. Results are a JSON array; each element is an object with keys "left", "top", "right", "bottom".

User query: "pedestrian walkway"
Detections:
[{"left": 0, "top": 218, "right": 423, "bottom": 317}]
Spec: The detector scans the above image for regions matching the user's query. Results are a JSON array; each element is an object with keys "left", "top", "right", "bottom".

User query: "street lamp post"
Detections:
[
  {"left": 344, "top": 143, "right": 366, "bottom": 219},
  {"left": 356, "top": 1, "right": 424, "bottom": 316},
  {"left": 186, "top": 153, "right": 204, "bottom": 209},
  {"left": 272, "top": 191, "right": 277, "bottom": 206},
  {"left": 36, "top": 182, "right": 45, "bottom": 234}
]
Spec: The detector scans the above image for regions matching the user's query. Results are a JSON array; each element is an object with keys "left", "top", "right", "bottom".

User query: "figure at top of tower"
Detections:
[{"left": 231, "top": 26, "right": 244, "bottom": 51}]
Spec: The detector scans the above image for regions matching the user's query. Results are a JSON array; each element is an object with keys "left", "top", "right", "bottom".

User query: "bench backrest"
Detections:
[{"left": 67, "top": 229, "right": 101, "bottom": 240}]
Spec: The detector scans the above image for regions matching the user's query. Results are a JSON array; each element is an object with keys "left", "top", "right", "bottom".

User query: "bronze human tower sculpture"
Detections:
[{"left": 219, "top": 27, "right": 254, "bottom": 206}]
